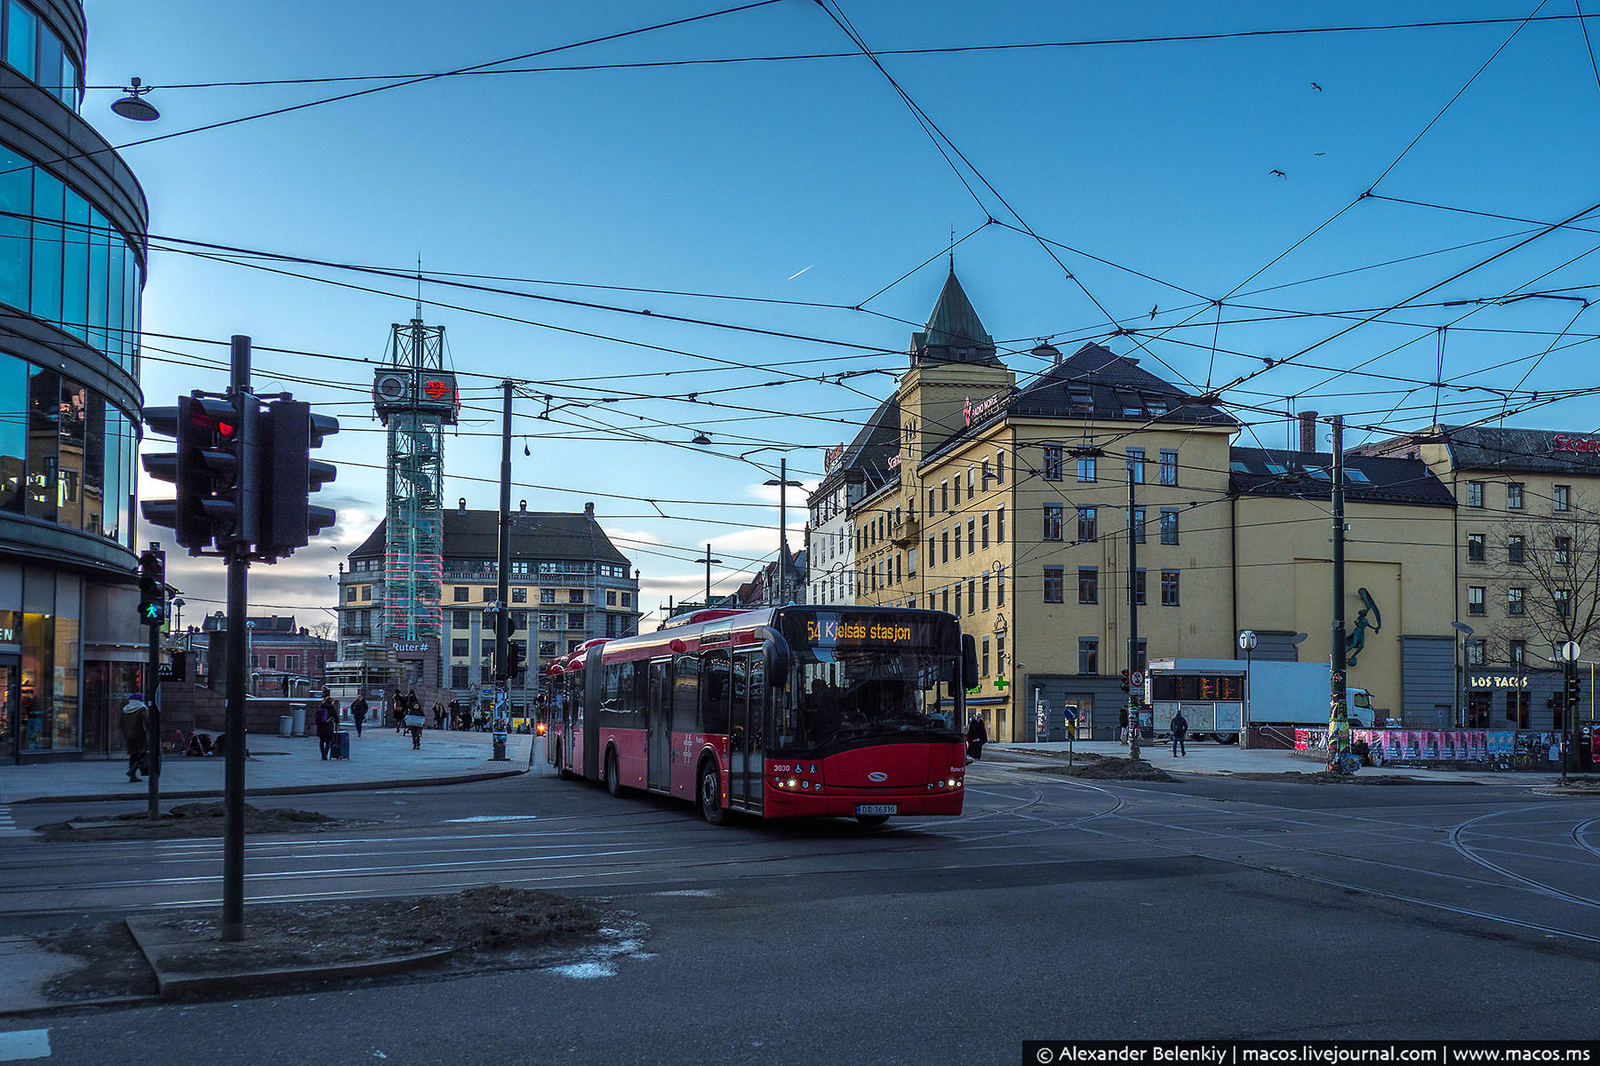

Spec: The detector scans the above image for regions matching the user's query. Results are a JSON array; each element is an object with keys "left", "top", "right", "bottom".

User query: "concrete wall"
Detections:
[{"left": 1401, "top": 635, "right": 1455, "bottom": 727}]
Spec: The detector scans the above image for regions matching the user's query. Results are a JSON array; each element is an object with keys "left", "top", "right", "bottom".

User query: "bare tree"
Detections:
[
  {"left": 1490, "top": 502, "right": 1600, "bottom": 665},
  {"left": 307, "top": 620, "right": 335, "bottom": 642}
]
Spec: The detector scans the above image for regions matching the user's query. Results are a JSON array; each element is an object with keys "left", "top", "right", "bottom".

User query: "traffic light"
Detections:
[
  {"left": 141, "top": 394, "right": 259, "bottom": 554},
  {"left": 1120, "top": 669, "right": 1130, "bottom": 693},
  {"left": 137, "top": 548, "right": 165, "bottom": 625},
  {"left": 505, "top": 641, "right": 524, "bottom": 681},
  {"left": 1566, "top": 670, "right": 1581, "bottom": 706},
  {"left": 257, "top": 399, "right": 340, "bottom": 561}
]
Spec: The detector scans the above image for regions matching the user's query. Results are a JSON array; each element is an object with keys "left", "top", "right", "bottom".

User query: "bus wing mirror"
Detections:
[
  {"left": 962, "top": 634, "right": 979, "bottom": 690},
  {"left": 757, "top": 627, "right": 791, "bottom": 687}
]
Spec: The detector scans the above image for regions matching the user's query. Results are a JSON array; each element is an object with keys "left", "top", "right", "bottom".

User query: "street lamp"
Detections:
[
  {"left": 1238, "top": 629, "right": 1257, "bottom": 747},
  {"left": 1451, "top": 621, "right": 1475, "bottom": 728},
  {"left": 110, "top": 77, "right": 160, "bottom": 121},
  {"left": 764, "top": 458, "right": 803, "bottom": 606}
]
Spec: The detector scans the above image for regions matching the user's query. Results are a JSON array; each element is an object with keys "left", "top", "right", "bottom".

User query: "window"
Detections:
[
  {"left": 1042, "top": 444, "right": 1063, "bottom": 482},
  {"left": 1506, "top": 690, "right": 1530, "bottom": 729},
  {"left": 941, "top": 587, "right": 950, "bottom": 613},
  {"left": 1466, "top": 534, "right": 1485, "bottom": 563},
  {"left": 996, "top": 635, "right": 1006, "bottom": 674},
  {"left": 1507, "top": 587, "right": 1525, "bottom": 616},
  {"left": 996, "top": 450, "right": 1005, "bottom": 484},
  {"left": 968, "top": 519, "right": 975, "bottom": 554},
  {"left": 346, "top": 587, "right": 357, "bottom": 603},
  {"left": 1043, "top": 567, "right": 1064, "bottom": 603},
  {"left": 908, "top": 548, "right": 917, "bottom": 577},
  {"left": 512, "top": 587, "right": 527, "bottom": 603},
  {"left": 997, "top": 506, "right": 1006, "bottom": 543},
  {"left": 1467, "top": 586, "right": 1485, "bottom": 615},
  {"left": 1507, "top": 535, "right": 1524, "bottom": 565},
  {"left": 451, "top": 610, "right": 469, "bottom": 629},
  {"left": 968, "top": 467, "right": 975, "bottom": 497},
  {"left": 1507, "top": 482, "right": 1524, "bottom": 509},
  {"left": 1556, "top": 536, "right": 1572, "bottom": 567},
  {"left": 1126, "top": 448, "right": 1144, "bottom": 483},
  {"left": 1159, "top": 508, "right": 1179, "bottom": 545},
  {"left": 1509, "top": 640, "right": 1525, "bottom": 666},
  {"left": 1077, "top": 456, "right": 1097, "bottom": 482},
  {"left": 1556, "top": 588, "right": 1571, "bottom": 618},
  {"left": 540, "top": 588, "right": 556, "bottom": 604},
  {"left": 454, "top": 587, "right": 469, "bottom": 602},
  {"left": 954, "top": 584, "right": 961, "bottom": 616},
  {"left": 1467, "top": 639, "right": 1486, "bottom": 666},
  {"left": 606, "top": 590, "right": 618, "bottom": 606},
  {"left": 1159, "top": 449, "right": 1178, "bottom": 486},
  {"left": 941, "top": 481, "right": 949, "bottom": 512},
  {"left": 1043, "top": 504, "right": 1064, "bottom": 541},
  {"left": 1466, "top": 481, "right": 1484, "bottom": 508},
  {"left": 967, "top": 577, "right": 976, "bottom": 615},
  {"left": 266, "top": 654, "right": 277, "bottom": 670},
  {"left": 1077, "top": 506, "right": 1098, "bottom": 542},
  {"left": 1078, "top": 567, "right": 1098, "bottom": 604},
  {"left": 451, "top": 639, "right": 469, "bottom": 657},
  {"left": 1555, "top": 484, "right": 1571, "bottom": 512},
  {"left": 567, "top": 612, "right": 585, "bottom": 630},
  {"left": 1128, "top": 507, "right": 1146, "bottom": 544},
  {"left": 981, "top": 573, "right": 991, "bottom": 610},
  {"left": 1161, "top": 570, "right": 1180, "bottom": 606},
  {"left": 539, "top": 613, "right": 558, "bottom": 631},
  {"left": 928, "top": 488, "right": 936, "bottom": 516},
  {"left": 1133, "top": 568, "right": 1146, "bottom": 606},
  {"left": 941, "top": 530, "right": 949, "bottom": 563},
  {"left": 997, "top": 570, "right": 1006, "bottom": 607},
  {"left": 981, "top": 637, "right": 990, "bottom": 677},
  {"left": 981, "top": 513, "right": 989, "bottom": 548},
  {"left": 954, "top": 526, "right": 962, "bottom": 559},
  {"left": 570, "top": 589, "right": 585, "bottom": 604},
  {"left": 451, "top": 665, "right": 470, "bottom": 689},
  {"left": 1078, "top": 638, "right": 1098, "bottom": 675}
]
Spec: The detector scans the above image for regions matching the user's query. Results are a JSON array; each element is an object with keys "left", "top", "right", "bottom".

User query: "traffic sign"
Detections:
[
  {"left": 1561, "top": 640, "right": 1582, "bottom": 663},
  {"left": 1129, "top": 670, "right": 1144, "bottom": 689}
]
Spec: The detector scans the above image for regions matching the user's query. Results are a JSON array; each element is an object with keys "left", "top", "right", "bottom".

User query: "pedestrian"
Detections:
[
  {"left": 351, "top": 692, "right": 368, "bottom": 737},
  {"left": 120, "top": 692, "right": 149, "bottom": 783},
  {"left": 432, "top": 697, "right": 445, "bottom": 730},
  {"left": 316, "top": 689, "right": 337, "bottom": 760},
  {"left": 1170, "top": 708, "right": 1188, "bottom": 757},
  {"left": 966, "top": 713, "right": 987, "bottom": 763}
]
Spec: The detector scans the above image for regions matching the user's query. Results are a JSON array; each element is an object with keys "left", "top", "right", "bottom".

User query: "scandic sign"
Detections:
[{"left": 1552, "top": 434, "right": 1600, "bottom": 453}]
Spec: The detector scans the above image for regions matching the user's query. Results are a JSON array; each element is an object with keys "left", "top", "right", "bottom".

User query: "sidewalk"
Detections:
[
  {"left": 0, "top": 727, "right": 535, "bottom": 805},
  {"left": 991, "top": 739, "right": 1587, "bottom": 788}
]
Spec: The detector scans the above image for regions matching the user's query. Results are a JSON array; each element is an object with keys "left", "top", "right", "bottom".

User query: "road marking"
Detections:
[
  {"left": 0, "top": 807, "right": 27, "bottom": 838},
  {"left": 443, "top": 815, "right": 540, "bottom": 823},
  {"left": 0, "top": 1028, "right": 50, "bottom": 1061}
]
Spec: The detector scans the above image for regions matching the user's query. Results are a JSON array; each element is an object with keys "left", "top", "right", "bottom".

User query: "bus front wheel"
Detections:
[{"left": 698, "top": 761, "right": 726, "bottom": 826}]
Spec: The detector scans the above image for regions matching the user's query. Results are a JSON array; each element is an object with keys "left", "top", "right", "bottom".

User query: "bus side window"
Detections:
[
  {"left": 672, "top": 655, "right": 699, "bottom": 734},
  {"left": 701, "top": 650, "right": 731, "bottom": 735}
]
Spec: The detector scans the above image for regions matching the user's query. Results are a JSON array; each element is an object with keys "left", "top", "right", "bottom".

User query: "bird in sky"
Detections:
[
  {"left": 1311, "top": 82, "right": 1323, "bottom": 91},
  {"left": 1149, "top": 304, "right": 1158, "bottom": 319},
  {"left": 1314, "top": 152, "right": 1326, "bottom": 157},
  {"left": 1269, "top": 169, "right": 1287, "bottom": 178}
]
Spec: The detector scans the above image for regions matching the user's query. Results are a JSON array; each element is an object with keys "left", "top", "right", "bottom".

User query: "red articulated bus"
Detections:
[{"left": 544, "top": 605, "right": 978, "bottom": 826}]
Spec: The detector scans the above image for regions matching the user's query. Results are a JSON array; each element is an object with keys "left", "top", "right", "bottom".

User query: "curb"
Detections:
[
  {"left": 124, "top": 919, "right": 456, "bottom": 1001},
  {"left": 0, "top": 993, "right": 160, "bottom": 1019},
  {"left": 13, "top": 766, "right": 527, "bottom": 805}
]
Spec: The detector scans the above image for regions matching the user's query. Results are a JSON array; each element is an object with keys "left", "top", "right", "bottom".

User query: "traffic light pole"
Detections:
[
  {"left": 221, "top": 335, "right": 252, "bottom": 942},
  {"left": 146, "top": 607, "right": 161, "bottom": 821},
  {"left": 1126, "top": 460, "right": 1141, "bottom": 762},
  {"left": 1328, "top": 415, "right": 1352, "bottom": 775}
]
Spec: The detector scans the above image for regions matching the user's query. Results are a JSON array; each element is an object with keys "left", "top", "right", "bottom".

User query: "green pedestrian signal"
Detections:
[{"left": 137, "top": 548, "right": 166, "bottom": 625}]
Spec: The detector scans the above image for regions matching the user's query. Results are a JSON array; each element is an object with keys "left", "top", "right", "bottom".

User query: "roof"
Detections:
[
  {"left": 813, "top": 395, "right": 900, "bottom": 497},
  {"left": 1436, "top": 424, "right": 1600, "bottom": 476},
  {"left": 1229, "top": 447, "right": 1455, "bottom": 507},
  {"left": 1005, "top": 343, "right": 1236, "bottom": 427},
  {"left": 909, "top": 269, "right": 1001, "bottom": 366},
  {"left": 349, "top": 508, "right": 630, "bottom": 566}
]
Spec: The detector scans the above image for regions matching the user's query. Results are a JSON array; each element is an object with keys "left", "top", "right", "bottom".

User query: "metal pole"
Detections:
[
  {"left": 1126, "top": 459, "right": 1141, "bottom": 761},
  {"left": 778, "top": 458, "right": 788, "bottom": 606},
  {"left": 705, "top": 545, "right": 713, "bottom": 605},
  {"left": 1244, "top": 644, "right": 1252, "bottom": 749},
  {"left": 222, "top": 334, "right": 251, "bottom": 942},
  {"left": 146, "top": 608, "right": 160, "bottom": 820},
  {"left": 496, "top": 381, "right": 512, "bottom": 688},
  {"left": 1328, "top": 415, "right": 1351, "bottom": 774}
]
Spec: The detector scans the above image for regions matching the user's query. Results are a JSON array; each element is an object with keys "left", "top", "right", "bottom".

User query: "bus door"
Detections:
[
  {"left": 647, "top": 658, "right": 672, "bottom": 792},
  {"left": 583, "top": 652, "right": 601, "bottom": 780},
  {"left": 731, "top": 650, "right": 764, "bottom": 811}
]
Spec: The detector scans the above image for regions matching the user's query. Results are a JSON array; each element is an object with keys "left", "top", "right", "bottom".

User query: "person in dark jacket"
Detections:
[
  {"left": 315, "top": 690, "right": 337, "bottom": 760},
  {"left": 1170, "top": 709, "right": 1188, "bottom": 757},
  {"left": 120, "top": 693, "right": 149, "bottom": 782},
  {"left": 351, "top": 693, "right": 368, "bottom": 737},
  {"left": 966, "top": 714, "right": 988, "bottom": 762}
]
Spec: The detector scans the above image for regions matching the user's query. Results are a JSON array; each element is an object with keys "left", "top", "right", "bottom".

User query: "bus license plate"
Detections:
[{"left": 856, "top": 804, "right": 897, "bottom": 816}]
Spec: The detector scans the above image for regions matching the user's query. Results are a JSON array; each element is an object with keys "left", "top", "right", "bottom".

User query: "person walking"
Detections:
[
  {"left": 316, "top": 689, "right": 337, "bottom": 760},
  {"left": 351, "top": 692, "right": 368, "bottom": 738},
  {"left": 432, "top": 698, "right": 445, "bottom": 731},
  {"left": 1170, "top": 708, "right": 1188, "bottom": 758},
  {"left": 120, "top": 692, "right": 149, "bottom": 783},
  {"left": 966, "top": 713, "right": 987, "bottom": 762}
]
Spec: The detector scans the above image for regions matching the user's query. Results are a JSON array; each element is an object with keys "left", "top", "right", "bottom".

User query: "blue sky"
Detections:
[{"left": 80, "top": 1, "right": 1600, "bottom": 625}]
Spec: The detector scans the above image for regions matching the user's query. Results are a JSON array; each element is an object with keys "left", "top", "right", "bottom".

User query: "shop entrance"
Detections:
[{"left": 0, "top": 655, "right": 18, "bottom": 763}]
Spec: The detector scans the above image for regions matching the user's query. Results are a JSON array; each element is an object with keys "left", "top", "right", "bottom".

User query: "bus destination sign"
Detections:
[{"left": 807, "top": 618, "right": 915, "bottom": 645}]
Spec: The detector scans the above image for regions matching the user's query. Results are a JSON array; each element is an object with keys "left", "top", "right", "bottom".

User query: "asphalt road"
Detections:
[{"left": 2, "top": 750, "right": 1598, "bottom": 1063}]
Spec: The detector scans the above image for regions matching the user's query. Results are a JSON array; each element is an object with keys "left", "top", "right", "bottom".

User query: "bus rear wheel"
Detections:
[
  {"left": 698, "top": 762, "right": 726, "bottom": 826},
  {"left": 1212, "top": 733, "right": 1238, "bottom": 745},
  {"left": 605, "top": 750, "right": 622, "bottom": 797}
]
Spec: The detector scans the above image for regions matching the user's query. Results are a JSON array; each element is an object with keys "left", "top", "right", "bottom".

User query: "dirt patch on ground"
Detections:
[
  {"left": 1021, "top": 753, "right": 1177, "bottom": 782},
  {"left": 1223, "top": 770, "right": 1447, "bottom": 785},
  {"left": 38, "top": 922, "right": 158, "bottom": 1002},
  {"left": 34, "top": 801, "right": 361, "bottom": 841},
  {"left": 35, "top": 887, "right": 615, "bottom": 1003}
]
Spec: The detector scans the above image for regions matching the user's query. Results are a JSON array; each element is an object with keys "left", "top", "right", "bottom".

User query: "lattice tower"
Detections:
[{"left": 381, "top": 318, "right": 446, "bottom": 643}]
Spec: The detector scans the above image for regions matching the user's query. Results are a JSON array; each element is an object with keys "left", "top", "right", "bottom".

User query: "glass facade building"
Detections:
[{"left": 1, "top": 0, "right": 149, "bottom": 761}]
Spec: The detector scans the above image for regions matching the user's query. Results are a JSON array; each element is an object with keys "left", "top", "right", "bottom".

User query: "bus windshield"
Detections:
[{"left": 772, "top": 610, "right": 963, "bottom": 754}]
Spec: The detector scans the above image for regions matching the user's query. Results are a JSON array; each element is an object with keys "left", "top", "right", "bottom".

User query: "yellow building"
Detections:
[{"left": 841, "top": 272, "right": 1458, "bottom": 741}]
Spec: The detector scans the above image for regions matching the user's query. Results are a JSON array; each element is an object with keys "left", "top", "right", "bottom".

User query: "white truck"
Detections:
[{"left": 1145, "top": 658, "right": 1373, "bottom": 744}]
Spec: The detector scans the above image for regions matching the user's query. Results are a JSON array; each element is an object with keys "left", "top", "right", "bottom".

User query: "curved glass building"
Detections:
[{"left": 1, "top": 0, "right": 148, "bottom": 761}]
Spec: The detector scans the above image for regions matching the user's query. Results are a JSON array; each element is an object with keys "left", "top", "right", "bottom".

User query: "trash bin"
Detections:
[
  {"left": 492, "top": 731, "right": 508, "bottom": 760},
  {"left": 291, "top": 703, "right": 307, "bottom": 737},
  {"left": 279, "top": 715, "right": 293, "bottom": 737},
  {"left": 333, "top": 730, "right": 350, "bottom": 760}
]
